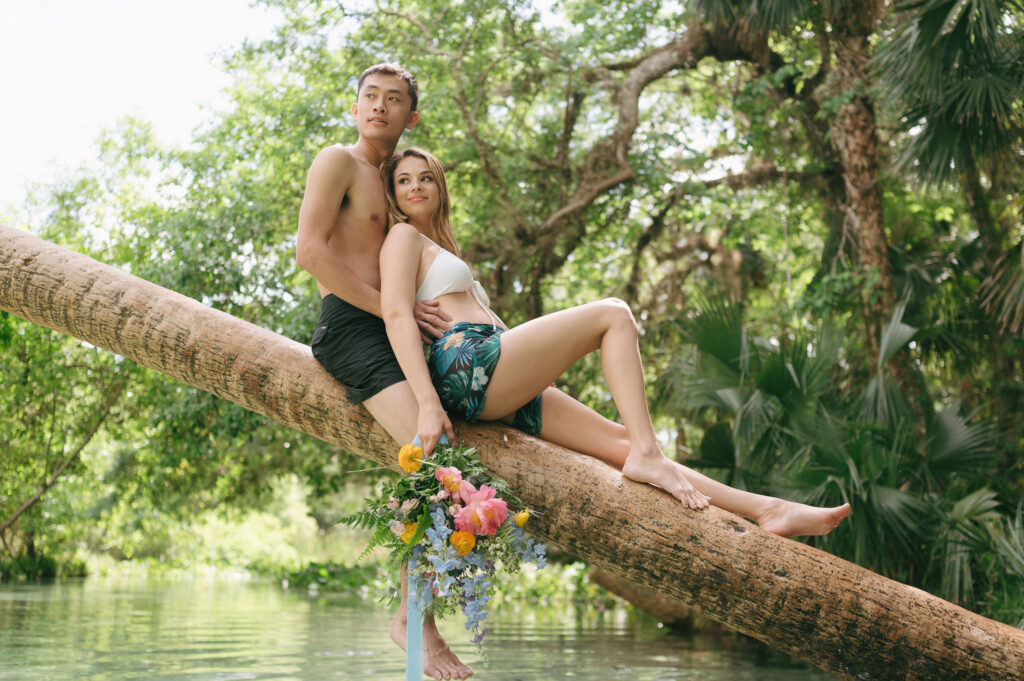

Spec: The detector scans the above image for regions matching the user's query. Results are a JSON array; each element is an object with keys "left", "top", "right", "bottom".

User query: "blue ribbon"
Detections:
[
  {"left": 404, "top": 432, "right": 447, "bottom": 681},
  {"left": 405, "top": 553, "right": 424, "bottom": 681}
]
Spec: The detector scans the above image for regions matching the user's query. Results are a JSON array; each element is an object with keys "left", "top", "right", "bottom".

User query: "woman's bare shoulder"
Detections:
[
  {"left": 381, "top": 223, "right": 427, "bottom": 264},
  {"left": 384, "top": 222, "right": 421, "bottom": 243}
]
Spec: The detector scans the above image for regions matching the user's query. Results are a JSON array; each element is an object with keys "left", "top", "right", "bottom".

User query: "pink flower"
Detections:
[
  {"left": 448, "top": 504, "right": 462, "bottom": 517},
  {"left": 454, "top": 485, "right": 508, "bottom": 536},
  {"left": 401, "top": 498, "right": 420, "bottom": 512},
  {"left": 455, "top": 479, "right": 477, "bottom": 505},
  {"left": 435, "top": 467, "right": 463, "bottom": 495},
  {"left": 437, "top": 489, "right": 450, "bottom": 500},
  {"left": 434, "top": 466, "right": 478, "bottom": 503},
  {"left": 386, "top": 496, "right": 400, "bottom": 510},
  {"left": 389, "top": 520, "right": 405, "bottom": 536},
  {"left": 428, "top": 494, "right": 440, "bottom": 503}
]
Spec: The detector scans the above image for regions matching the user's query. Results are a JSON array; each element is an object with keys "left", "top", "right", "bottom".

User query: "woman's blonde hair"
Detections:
[{"left": 382, "top": 147, "right": 461, "bottom": 256}]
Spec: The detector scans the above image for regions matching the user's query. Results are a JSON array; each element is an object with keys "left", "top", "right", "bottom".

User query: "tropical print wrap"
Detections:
[{"left": 424, "top": 322, "right": 542, "bottom": 435}]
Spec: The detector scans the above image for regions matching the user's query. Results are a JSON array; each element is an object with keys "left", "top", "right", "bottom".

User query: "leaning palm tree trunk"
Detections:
[{"left": 1, "top": 224, "right": 1022, "bottom": 681}]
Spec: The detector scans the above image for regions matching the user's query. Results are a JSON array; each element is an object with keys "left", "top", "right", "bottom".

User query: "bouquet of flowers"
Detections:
[{"left": 342, "top": 441, "right": 546, "bottom": 644}]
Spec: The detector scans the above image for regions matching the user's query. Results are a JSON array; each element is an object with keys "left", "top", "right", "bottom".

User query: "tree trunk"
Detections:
[
  {"left": 828, "top": 27, "right": 893, "bottom": 352},
  {"left": 587, "top": 565, "right": 704, "bottom": 630},
  {"left": 1, "top": 224, "right": 1022, "bottom": 681}
]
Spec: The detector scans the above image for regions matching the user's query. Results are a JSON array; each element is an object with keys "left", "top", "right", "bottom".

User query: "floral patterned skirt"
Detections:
[{"left": 424, "top": 322, "right": 542, "bottom": 435}]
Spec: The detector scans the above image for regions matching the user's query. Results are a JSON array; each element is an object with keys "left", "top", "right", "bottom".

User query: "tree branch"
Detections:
[
  {"left": 0, "top": 371, "right": 129, "bottom": 537},
  {"left": 623, "top": 163, "right": 814, "bottom": 300},
  {"left": 536, "top": 24, "right": 717, "bottom": 238}
]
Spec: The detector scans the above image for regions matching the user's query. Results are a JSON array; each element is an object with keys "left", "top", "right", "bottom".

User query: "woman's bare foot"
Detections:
[
  {"left": 757, "top": 500, "right": 851, "bottom": 538},
  {"left": 390, "top": 609, "right": 474, "bottom": 680},
  {"left": 622, "top": 447, "right": 712, "bottom": 509}
]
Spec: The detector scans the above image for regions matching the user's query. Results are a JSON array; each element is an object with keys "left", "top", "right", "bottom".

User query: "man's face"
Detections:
[{"left": 352, "top": 73, "right": 419, "bottom": 142}]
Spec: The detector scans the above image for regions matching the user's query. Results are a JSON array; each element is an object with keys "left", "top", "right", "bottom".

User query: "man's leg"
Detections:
[
  {"left": 362, "top": 380, "right": 419, "bottom": 444},
  {"left": 363, "top": 381, "right": 474, "bottom": 680}
]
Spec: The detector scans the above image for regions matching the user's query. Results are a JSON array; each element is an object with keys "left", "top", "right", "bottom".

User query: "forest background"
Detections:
[{"left": 2, "top": 0, "right": 1023, "bottom": 631}]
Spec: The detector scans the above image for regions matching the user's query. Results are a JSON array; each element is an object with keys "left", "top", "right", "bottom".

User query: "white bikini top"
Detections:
[{"left": 415, "top": 237, "right": 502, "bottom": 326}]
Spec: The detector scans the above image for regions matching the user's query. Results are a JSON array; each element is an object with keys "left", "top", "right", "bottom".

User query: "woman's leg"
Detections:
[
  {"left": 535, "top": 386, "right": 850, "bottom": 536},
  {"left": 479, "top": 299, "right": 710, "bottom": 508}
]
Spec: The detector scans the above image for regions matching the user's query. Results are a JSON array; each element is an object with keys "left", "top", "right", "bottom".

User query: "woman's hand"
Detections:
[
  {"left": 418, "top": 400, "right": 455, "bottom": 456},
  {"left": 414, "top": 299, "right": 452, "bottom": 343}
]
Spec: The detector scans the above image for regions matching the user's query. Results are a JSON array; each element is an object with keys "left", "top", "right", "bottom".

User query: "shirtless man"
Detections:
[{"left": 296, "top": 64, "right": 471, "bottom": 681}]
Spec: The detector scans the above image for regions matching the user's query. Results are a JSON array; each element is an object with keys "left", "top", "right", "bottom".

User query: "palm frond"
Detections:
[
  {"left": 868, "top": 483, "right": 930, "bottom": 554},
  {"left": 690, "top": 0, "right": 745, "bottom": 24},
  {"left": 655, "top": 349, "right": 746, "bottom": 413},
  {"left": 743, "top": 0, "right": 812, "bottom": 32},
  {"left": 922, "top": 404, "right": 997, "bottom": 482},
  {"left": 876, "top": 0, "right": 1024, "bottom": 182},
  {"left": 878, "top": 302, "right": 918, "bottom": 369},
  {"left": 695, "top": 422, "right": 740, "bottom": 476},
  {"left": 733, "top": 389, "right": 781, "bottom": 458},
  {"left": 929, "top": 487, "right": 1002, "bottom": 605},
  {"left": 979, "top": 243, "right": 1024, "bottom": 336},
  {"left": 678, "top": 297, "right": 747, "bottom": 375},
  {"left": 861, "top": 374, "right": 911, "bottom": 427},
  {"left": 991, "top": 503, "right": 1024, "bottom": 578}
]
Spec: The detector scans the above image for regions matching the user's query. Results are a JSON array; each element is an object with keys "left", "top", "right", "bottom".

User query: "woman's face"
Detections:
[{"left": 393, "top": 156, "right": 439, "bottom": 226}]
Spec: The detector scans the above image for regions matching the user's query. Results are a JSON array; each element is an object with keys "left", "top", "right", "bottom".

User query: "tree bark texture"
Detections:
[
  {"left": 587, "top": 565, "right": 702, "bottom": 629},
  {"left": 1, "top": 225, "right": 1022, "bottom": 681},
  {"left": 826, "top": 5, "right": 894, "bottom": 351}
]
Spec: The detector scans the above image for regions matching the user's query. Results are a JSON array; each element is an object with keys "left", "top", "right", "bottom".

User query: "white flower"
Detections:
[{"left": 471, "top": 366, "right": 489, "bottom": 391}]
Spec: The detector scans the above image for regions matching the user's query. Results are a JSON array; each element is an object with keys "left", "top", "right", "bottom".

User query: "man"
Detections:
[{"left": 296, "top": 64, "right": 471, "bottom": 681}]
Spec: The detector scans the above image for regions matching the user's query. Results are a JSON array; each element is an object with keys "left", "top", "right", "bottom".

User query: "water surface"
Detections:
[{"left": 0, "top": 575, "right": 832, "bottom": 680}]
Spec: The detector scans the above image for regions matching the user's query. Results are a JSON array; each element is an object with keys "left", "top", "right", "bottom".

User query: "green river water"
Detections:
[{"left": 0, "top": 575, "right": 833, "bottom": 680}]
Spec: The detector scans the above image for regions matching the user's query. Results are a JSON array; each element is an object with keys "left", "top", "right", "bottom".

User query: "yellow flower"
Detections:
[
  {"left": 400, "top": 522, "right": 418, "bottom": 544},
  {"left": 450, "top": 530, "right": 476, "bottom": 556},
  {"left": 514, "top": 510, "right": 530, "bottom": 527},
  {"left": 398, "top": 443, "right": 423, "bottom": 473}
]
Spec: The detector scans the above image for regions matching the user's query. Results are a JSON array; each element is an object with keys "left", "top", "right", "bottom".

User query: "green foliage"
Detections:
[
  {"left": 269, "top": 560, "right": 380, "bottom": 592},
  {"left": 0, "top": 554, "right": 57, "bottom": 581},
  {"left": 659, "top": 299, "right": 1022, "bottom": 622}
]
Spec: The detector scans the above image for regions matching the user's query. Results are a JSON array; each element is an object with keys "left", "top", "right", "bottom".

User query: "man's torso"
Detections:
[{"left": 317, "top": 146, "right": 390, "bottom": 298}]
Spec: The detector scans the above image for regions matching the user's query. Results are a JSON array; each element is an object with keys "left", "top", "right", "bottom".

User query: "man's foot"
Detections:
[
  {"left": 757, "top": 500, "right": 851, "bottom": 538},
  {"left": 622, "top": 447, "right": 712, "bottom": 509},
  {"left": 390, "top": 610, "right": 474, "bottom": 680}
]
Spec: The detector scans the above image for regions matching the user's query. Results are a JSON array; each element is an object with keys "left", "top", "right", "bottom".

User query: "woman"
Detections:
[{"left": 380, "top": 147, "right": 850, "bottom": 536}]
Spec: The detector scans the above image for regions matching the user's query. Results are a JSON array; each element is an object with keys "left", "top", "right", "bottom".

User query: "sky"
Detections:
[{"left": 0, "top": 0, "right": 283, "bottom": 211}]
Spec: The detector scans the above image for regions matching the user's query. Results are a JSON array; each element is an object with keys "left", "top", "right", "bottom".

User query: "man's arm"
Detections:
[{"left": 296, "top": 146, "right": 383, "bottom": 315}]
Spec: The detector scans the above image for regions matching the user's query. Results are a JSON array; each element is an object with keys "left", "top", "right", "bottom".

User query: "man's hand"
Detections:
[
  {"left": 417, "top": 401, "right": 455, "bottom": 456},
  {"left": 414, "top": 299, "right": 453, "bottom": 344}
]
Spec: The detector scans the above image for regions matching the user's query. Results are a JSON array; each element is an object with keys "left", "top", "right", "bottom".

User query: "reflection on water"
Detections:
[{"left": 0, "top": 575, "right": 832, "bottom": 680}]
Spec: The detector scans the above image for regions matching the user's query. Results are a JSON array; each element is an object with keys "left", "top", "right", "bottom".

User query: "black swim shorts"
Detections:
[{"left": 310, "top": 294, "right": 406, "bottom": 404}]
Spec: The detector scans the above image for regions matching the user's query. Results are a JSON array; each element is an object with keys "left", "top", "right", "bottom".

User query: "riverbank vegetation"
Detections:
[{"left": 2, "top": 0, "right": 1023, "bottom": 630}]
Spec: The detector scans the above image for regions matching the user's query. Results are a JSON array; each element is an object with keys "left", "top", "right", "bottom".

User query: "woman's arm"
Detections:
[{"left": 380, "top": 223, "right": 454, "bottom": 454}]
